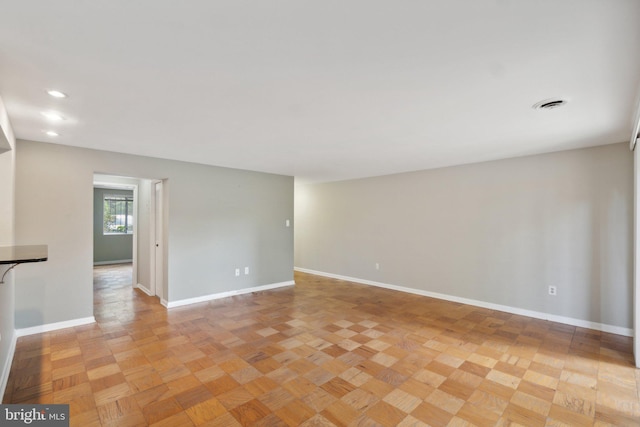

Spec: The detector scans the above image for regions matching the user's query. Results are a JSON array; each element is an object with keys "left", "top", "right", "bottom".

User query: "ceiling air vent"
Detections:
[{"left": 532, "top": 99, "right": 568, "bottom": 110}]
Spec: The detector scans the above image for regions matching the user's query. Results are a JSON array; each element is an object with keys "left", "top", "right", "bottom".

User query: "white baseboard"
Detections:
[
  {"left": 0, "top": 329, "right": 17, "bottom": 402},
  {"left": 15, "top": 317, "right": 96, "bottom": 338},
  {"left": 294, "top": 267, "right": 633, "bottom": 337},
  {"left": 161, "top": 298, "right": 169, "bottom": 308},
  {"left": 136, "top": 283, "right": 153, "bottom": 296},
  {"left": 165, "top": 281, "right": 295, "bottom": 309},
  {"left": 93, "top": 259, "right": 132, "bottom": 266}
]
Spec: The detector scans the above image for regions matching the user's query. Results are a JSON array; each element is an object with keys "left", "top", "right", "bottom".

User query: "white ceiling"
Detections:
[{"left": 1, "top": 1, "right": 639, "bottom": 183}]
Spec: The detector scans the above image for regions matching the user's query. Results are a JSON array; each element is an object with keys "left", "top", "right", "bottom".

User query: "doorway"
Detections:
[
  {"left": 92, "top": 174, "right": 165, "bottom": 302},
  {"left": 93, "top": 182, "right": 136, "bottom": 290}
]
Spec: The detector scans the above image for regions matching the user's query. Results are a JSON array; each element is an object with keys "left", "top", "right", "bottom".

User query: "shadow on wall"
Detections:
[
  {"left": 591, "top": 187, "right": 632, "bottom": 328},
  {"left": 14, "top": 278, "right": 45, "bottom": 330}
]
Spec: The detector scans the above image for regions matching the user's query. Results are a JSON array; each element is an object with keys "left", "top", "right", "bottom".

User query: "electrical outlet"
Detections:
[
  {"left": 375, "top": 263, "right": 379, "bottom": 270},
  {"left": 548, "top": 286, "right": 557, "bottom": 296},
  {"left": 244, "top": 267, "right": 249, "bottom": 275},
  {"left": 235, "top": 268, "right": 240, "bottom": 277}
]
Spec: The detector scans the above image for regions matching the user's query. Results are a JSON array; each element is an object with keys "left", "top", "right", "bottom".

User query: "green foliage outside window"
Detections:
[{"left": 103, "top": 194, "right": 134, "bottom": 234}]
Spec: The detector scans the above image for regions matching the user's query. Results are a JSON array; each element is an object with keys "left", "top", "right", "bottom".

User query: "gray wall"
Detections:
[
  {"left": 295, "top": 143, "right": 633, "bottom": 329},
  {"left": 15, "top": 140, "right": 294, "bottom": 328},
  {"left": 93, "top": 188, "right": 133, "bottom": 264},
  {"left": 0, "top": 96, "right": 16, "bottom": 396}
]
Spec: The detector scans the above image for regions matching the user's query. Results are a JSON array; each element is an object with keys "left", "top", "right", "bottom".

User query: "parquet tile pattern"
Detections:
[{"left": 3, "top": 264, "right": 640, "bottom": 426}]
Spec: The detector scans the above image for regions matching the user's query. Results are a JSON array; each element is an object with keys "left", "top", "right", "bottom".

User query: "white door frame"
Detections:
[
  {"left": 634, "top": 147, "right": 640, "bottom": 367},
  {"left": 151, "top": 180, "right": 164, "bottom": 301},
  {"left": 132, "top": 184, "right": 138, "bottom": 286}
]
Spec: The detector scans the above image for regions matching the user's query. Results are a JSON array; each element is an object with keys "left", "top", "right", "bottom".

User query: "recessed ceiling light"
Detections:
[
  {"left": 41, "top": 111, "right": 64, "bottom": 121},
  {"left": 47, "top": 90, "right": 67, "bottom": 98},
  {"left": 44, "top": 130, "right": 59, "bottom": 137},
  {"left": 532, "top": 98, "right": 568, "bottom": 110}
]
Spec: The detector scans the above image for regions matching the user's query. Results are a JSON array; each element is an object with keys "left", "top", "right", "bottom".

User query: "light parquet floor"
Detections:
[{"left": 3, "top": 264, "right": 640, "bottom": 426}]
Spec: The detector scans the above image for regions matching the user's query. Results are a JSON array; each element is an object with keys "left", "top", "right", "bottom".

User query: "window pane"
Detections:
[{"left": 103, "top": 194, "right": 134, "bottom": 234}]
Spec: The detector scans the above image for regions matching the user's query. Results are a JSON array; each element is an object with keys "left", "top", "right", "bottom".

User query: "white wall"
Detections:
[
  {"left": 15, "top": 140, "right": 294, "bottom": 328},
  {"left": 0, "top": 95, "right": 16, "bottom": 397},
  {"left": 295, "top": 143, "right": 633, "bottom": 331}
]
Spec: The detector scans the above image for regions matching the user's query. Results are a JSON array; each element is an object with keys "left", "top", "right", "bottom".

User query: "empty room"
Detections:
[{"left": 1, "top": 1, "right": 640, "bottom": 426}]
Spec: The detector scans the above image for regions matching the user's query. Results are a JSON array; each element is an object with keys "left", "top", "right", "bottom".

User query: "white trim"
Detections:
[
  {"left": 136, "top": 283, "right": 153, "bottom": 296},
  {"left": 634, "top": 148, "right": 640, "bottom": 367},
  {"left": 161, "top": 298, "right": 169, "bottom": 308},
  {"left": 93, "top": 259, "right": 133, "bottom": 266},
  {"left": 15, "top": 317, "right": 96, "bottom": 338},
  {"left": 295, "top": 267, "right": 634, "bottom": 337},
  {"left": 93, "top": 181, "right": 136, "bottom": 190},
  {"left": 0, "top": 330, "right": 17, "bottom": 401},
  {"left": 132, "top": 184, "right": 139, "bottom": 287},
  {"left": 150, "top": 182, "right": 157, "bottom": 298},
  {"left": 165, "top": 281, "right": 295, "bottom": 309}
]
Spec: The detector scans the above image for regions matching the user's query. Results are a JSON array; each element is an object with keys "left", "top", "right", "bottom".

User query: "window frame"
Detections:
[{"left": 103, "top": 193, "right": 134, "bottom": 235}]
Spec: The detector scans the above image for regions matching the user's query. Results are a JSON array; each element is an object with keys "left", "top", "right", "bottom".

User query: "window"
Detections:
[{"left": 103, "top": 194, "right": 134, "bottom": 234}]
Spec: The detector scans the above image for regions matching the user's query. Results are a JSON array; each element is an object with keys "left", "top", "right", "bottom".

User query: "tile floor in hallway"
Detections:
[{"left": 3, "top": 264, "right": 640, "bottom": 426}]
